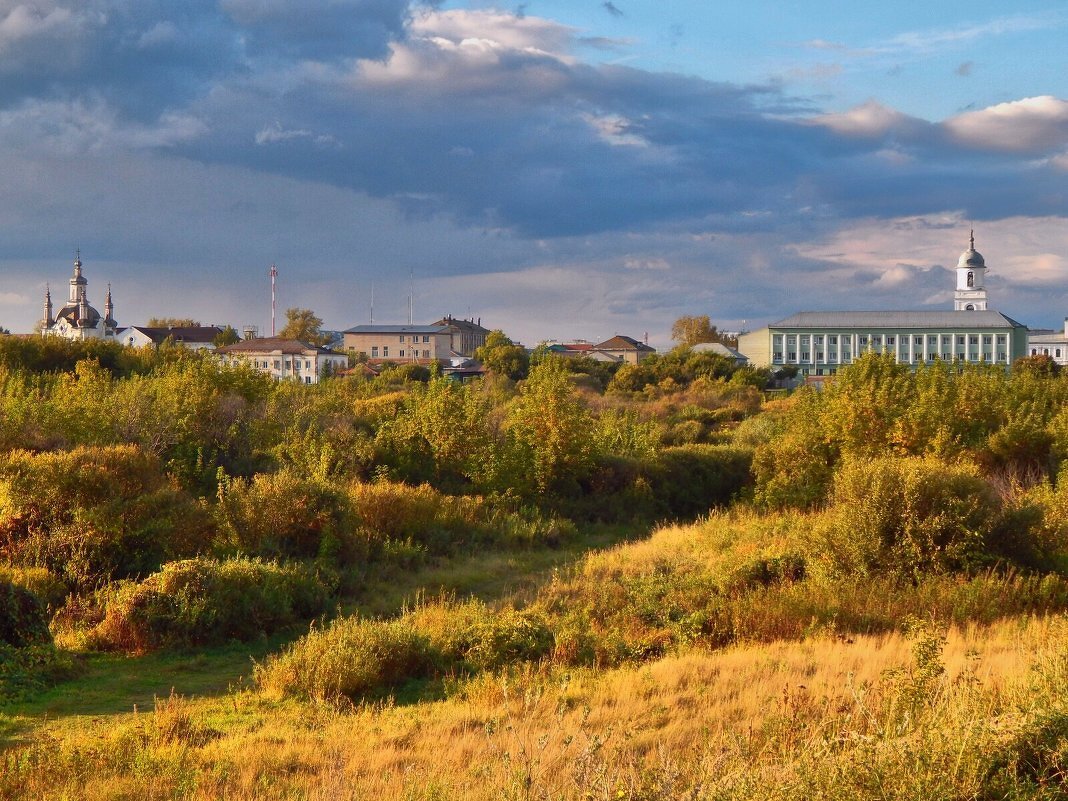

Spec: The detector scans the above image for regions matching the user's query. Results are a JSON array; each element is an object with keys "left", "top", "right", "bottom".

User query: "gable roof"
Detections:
[
  {"left": 123, "top": 325, "right": 224, "bottom": 344},
  {"left": 595, "top": 335, "right": 656, "bottom": 352}
]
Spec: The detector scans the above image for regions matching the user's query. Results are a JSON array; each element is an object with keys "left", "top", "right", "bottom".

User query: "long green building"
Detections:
[{"left": 737, "top": 233, "right": 1030, "bottom": 376}]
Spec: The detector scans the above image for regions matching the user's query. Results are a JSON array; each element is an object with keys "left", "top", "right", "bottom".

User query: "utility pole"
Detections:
[{"left": 269, "top": 264, "right": 278, "bottom": 336}]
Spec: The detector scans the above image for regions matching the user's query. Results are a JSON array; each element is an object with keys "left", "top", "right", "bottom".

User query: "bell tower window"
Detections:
[{"left": 967, "top": 271, "right": 974, "bottom": 288}]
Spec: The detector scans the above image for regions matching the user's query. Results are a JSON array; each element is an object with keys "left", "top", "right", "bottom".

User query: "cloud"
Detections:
[{"left": 945, "top": 96, "right": 1068, "bottom": 153}]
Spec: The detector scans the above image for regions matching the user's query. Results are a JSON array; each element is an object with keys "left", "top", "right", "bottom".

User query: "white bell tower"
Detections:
[{"left": 954, "top": 230, "right": 988, "bottom": 311}]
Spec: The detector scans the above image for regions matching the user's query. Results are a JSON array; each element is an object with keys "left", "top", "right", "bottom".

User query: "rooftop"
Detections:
[
  {"left": 344, "top": 324, "right": 449, "bottom": 335},
  {"left": 215, "top": 337, "right": 340, "bottom": 356},
  {"left": 768, "top": 310, "right": 1027, "bottom": 330}
]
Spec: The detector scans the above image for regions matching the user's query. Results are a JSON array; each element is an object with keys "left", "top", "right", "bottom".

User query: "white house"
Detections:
[
  {"left": 215, "top": 338, "right": 347, "bottom": 383},
  {"left": 117, "top": 325, "right": 227, "bottom": 351}
]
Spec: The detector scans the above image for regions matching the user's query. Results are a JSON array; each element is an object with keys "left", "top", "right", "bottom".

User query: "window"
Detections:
[
  {"left": 399, "top": 350, "right": 405, "bottom": 358},
  {"left": 982, "top": 335, "right": 992, "bottom": 346},
  {"left": 858, "top": 335, "right": 869, "bottom": 346},
  {"left": 304, "top": 376, "right": 311, "bottom": 384},
  {"left": 828, "top": 335, "right": 838, "bottom": 345},
  {"left": 969, "top": 335, "right": 979, "bottom": 346},
  {"left": 814, "top": 335, "right": 824, "bottom": 345},
  {"left": 957, "top": 336, "right": 965, "bottom": 346},
  {"left": 1058, "top": 349, "right": 1063, "bottom": 359},
  {"left": 886, "top": 336, "right": 895, "bottom": 346},
  {"left": 928, "top": 353, "right": 937, "bottom": 361},
  {"left": 942, "top": 353, "right": 950, "bottom": 361},
  {"left": 998, "top": 352, "right": 1007, "bottom": 362},
  {"left": 371, "top": 346, "right": 379, "bottom": 358},
  {"left": 1032, "top": 349, "right": 1038, "bottom": 356},
  {"left": 915, "top": 336, "right": 924, "bottom": 346},
  {"left": 773, "top": 352, "right": 783, "bottom": 363},
  {"left": 788, "top": 352, "right": 797, "bottom": 361},
  {"left": 997, "top": 335, "right": 1007, "bottom": 345},
  {"left": 423, "top": 350, "right": 430, "bottom": 358},
  {"left": 423, "top": 335, "right": 430, "bottom": 343},
  {"left": 801, "top": 352, "right": 810, "bottom": 362},
  {"left": 273, "top": 360, "right": 280, "bottom": 369},
  {"left": 382, "top": 346, "right": 389, "bottom": 358},
  {"left": 967, "top": 270, "right": 974, "bottom": 288},
  {"left": 399, "top": 335, "right": 405, "bottom": 343}
]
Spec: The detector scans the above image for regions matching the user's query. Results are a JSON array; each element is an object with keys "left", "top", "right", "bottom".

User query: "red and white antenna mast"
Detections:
[{"left": 269, "top": 264, "right": 278, "bottom": 336}]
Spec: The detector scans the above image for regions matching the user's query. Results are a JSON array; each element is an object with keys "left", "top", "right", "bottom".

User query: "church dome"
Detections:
[
  {"left": 55, "top": 302, "right": 101, "bottom": 328},
  {"left": 957, "top": 231, "right": 985, "bottom": 269}
]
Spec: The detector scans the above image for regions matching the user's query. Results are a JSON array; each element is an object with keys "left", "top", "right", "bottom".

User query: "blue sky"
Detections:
[{"left": 0, "top": 0, "right": 1065, "bottom": 346}]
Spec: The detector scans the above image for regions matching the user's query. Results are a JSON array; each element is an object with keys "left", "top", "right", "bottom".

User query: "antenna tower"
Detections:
[{"left": 269, "top": 264, "right": 278, "bottom": 336}]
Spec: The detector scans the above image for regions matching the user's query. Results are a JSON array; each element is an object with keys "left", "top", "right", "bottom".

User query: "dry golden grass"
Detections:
[{"left": 6, "top": 614, "right": 1066, "bottom": 800}]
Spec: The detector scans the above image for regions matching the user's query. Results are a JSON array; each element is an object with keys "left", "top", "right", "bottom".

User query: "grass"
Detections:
[{"left": 3, "top": 614, "right": 1066, "bottom": 799}]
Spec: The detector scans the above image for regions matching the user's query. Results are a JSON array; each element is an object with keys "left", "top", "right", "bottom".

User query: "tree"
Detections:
[
  {"left": 475, "top": 330, "right": 529, "bottom": 380},
  {"left": 213, "top": 325, "right": 240, "bottom": 347},
  {"left": 147, "top": 317, "right": 200, "bottom": 328},
  {"left": 278, "top": 308, "right": 330, "bottom": 346},
  {"left": 671, "top": 315, "right": 720, "bottom": 347}
]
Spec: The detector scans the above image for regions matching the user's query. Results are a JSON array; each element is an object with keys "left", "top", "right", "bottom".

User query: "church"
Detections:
[
  {"left": 39, "top": 252, "right": 119, "bottom": 341},
  {"left": 737, "top": 233, "right": 1030, "bottom": 376}
]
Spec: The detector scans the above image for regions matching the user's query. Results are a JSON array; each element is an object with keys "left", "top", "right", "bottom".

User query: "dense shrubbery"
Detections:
[
  {"left": 256, "top": 598, "right": 554, "bottom": 702},
  {"left": 815, "top": 456, "right": 1000, "bottom": 579},
  {"left": 86, "top": 557, "right": 331, "bottom": 652},
  {"left": 0, "top": 446, "right": 213, "bottom": 588}
]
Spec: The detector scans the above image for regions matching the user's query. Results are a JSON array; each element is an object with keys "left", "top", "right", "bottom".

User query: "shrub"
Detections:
[
  {"left": 0, "top": 578, "right": 50, "bottom": 648},
  {"left": 0, "top": 565, "right": 68, "bottom": 611},
  {"left": 89, "top": 557, "right": 332, "bottom": 651},
  {"left": 646, "top": 444, "right": 754, "bottom": 518},
  {"left": 0, "top": 446, "right": 214, "bottom": 587},
  {"left": 215, "top": 471, "right": 357, "bottom": 562},
  {"left": 255, "top": 615, "right": 432, "bottom": 702},
  {"left": 815, "top": 456, "right": 1000, "bottom": 579}
]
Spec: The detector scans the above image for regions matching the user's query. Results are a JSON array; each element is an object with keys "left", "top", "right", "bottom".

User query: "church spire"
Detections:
[
  {"left": 104, "top": 283, "right": 114, "bottom": 326},
  {"left": 41, "top": 284, "right": 53, "bottom": 331}
]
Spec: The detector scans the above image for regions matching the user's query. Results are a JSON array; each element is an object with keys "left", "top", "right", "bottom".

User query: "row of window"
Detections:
[
  {"left": 1032, "top": 348, "right": 1064, "bottom": 358},
  {"left": 369, "top": 346, "right": 432, "bottom": 359},
  {"left": 778, "top": 333, "right": 1007, "bottom": 347},
  {"left": 398, "top": 335, "right": 432, "bottom": 343},
  {"left": 773, "top": 351, "right": 1008, "bottom": 365}
]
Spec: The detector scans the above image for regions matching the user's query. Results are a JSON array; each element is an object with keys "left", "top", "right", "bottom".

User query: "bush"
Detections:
[
  {"left": 0, "top": 446, "right": 214, "bottom": 588},
  {"left": 0, "top": 578, "right": 50, "bottom": 648},
  {"left": 89, "top": 557, "right": 332, "bottom": 652},
  {"left": 0, "top": 565, "right": 68, "bottom": 611},
  {"left": 815, "top": 456, "right": 1000, "bottom": 579},
  {"left": 215, "top": 471, "right": 357, "bottom": 562},
  {"left": 256, "top": 615, "right": 432, "bottom": 702}
]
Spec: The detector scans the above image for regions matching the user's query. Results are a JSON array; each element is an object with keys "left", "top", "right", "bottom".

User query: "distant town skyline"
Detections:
[{"left": 0, "top": 1, "right": 1065, "bottom": 349}]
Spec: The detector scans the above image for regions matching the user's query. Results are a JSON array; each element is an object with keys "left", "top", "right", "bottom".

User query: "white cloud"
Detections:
[
  {"left": 945, "top": 96, "right": 1068, "bottom": 153},
  {"left": 811, "top": 100, "right": 918, "bottom": 137}
]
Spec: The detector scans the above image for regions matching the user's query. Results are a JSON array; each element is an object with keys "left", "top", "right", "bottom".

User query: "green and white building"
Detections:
[{"left": 737, "top": 234, "right": 1029, "bottom": 376}]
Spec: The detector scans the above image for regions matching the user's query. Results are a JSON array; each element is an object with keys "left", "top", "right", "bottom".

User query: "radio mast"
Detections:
[{"left": 269, "top": 264, "right": 278, "bottom": 336}]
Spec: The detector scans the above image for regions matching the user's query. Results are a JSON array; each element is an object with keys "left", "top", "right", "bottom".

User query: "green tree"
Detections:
[
  {"left": 213, "top": 325, "right": 240, "bottom": 347},
  {"left": 278, "top": 308, "right": 330, "bottom": 346},
  {"left": 671, "top": 315, "right": 725, "bottom": 347},
  {"left": 475, "top": 330, "right": 529, "bottom": 381},
  {"left": 146, "top": 317, "right": 200, "bottom": 328},
  {"left": 505, "top": 360, "right": 596, "bottom": 494}
]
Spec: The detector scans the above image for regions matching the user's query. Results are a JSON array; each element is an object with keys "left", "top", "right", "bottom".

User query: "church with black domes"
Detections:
[{"left": 38, "top": 252, "right": 119, "bottom": 341}]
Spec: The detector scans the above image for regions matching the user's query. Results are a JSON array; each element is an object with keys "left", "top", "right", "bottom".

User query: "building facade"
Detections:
[
  {"left": 738, "top": 311, "right": 1028, "bottom": 376},
  {"left": 39, "top": 253, "right": 119, "bottom": 340},
  {"left": 1027, "top": 321, "right": 1068, "bottom": 365},
  {"left": 343, "top": 324, "right": 452, "bottom": 363},
  {"left": 118, "top": 325, "right": 226, "bottom": 350},
  {"left": 737, "top": 234, "right": 1029, "bottom": 376},
  {"left": 432, "top": 316, "right": 489, "bottom": 357},
  {"left": 215, "top": 338, "right": 346, "bottom": 383}
]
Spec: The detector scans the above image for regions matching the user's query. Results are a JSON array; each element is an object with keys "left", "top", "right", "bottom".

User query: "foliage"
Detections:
[
  {"left": 146, "top": 317, "right": 201, "bottom": 328},
  {"left": 213, "top": 325, "right": 240, "bottom": 347},
  {"left": 506, "top": 360, "right": 597, "bottom": 495},
  {"left": 0, "top": 578, "right": 50, "bottom": 648},
  {"left": 277, "top": 307, "right": 330, "bottom": 347},
  {"left": 215, "top": 470, "right": 358, "bottom": 562},
  {"left": 0, "top": 446, "right": 214, "bottom": 588},
  {"left": 88, "top": 557, "right": 331, "bottom": 652},
  {"left": 474, "top": 330, "right": 529, "bottom": 381},
  {"left": 814, "top": 455, "right": 1000, "bottom": 579},
  {"left": 671, "top": 314, "right": 735, "bottom": 347}
]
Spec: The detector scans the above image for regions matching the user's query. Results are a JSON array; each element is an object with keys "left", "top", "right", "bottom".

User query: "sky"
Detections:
[{"left": 0, "top": 0, "right": 1066, "bottom": 348}]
